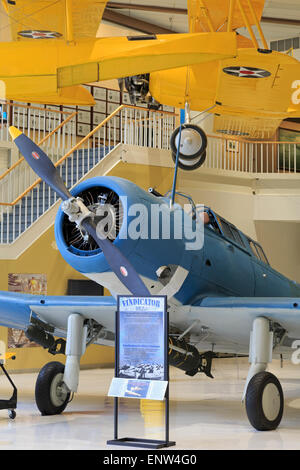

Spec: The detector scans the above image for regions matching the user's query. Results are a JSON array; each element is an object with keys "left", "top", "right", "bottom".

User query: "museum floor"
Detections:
[{"left": 0, "top": 358, "right": 300, "bottom": 450}]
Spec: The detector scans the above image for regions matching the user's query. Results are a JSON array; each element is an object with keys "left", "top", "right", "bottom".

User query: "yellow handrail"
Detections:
[
  {"left": 1, "top": 100, "right": 75, "bottom": 116},
  {"left": 0, "top": 105, "right": 176, "bottom": 207},
  {"left": 0, "top": 111, "right": 77, "bottom": 183},
  {"left": 206, "top": 133, "right": 299, "bottom": 145}
]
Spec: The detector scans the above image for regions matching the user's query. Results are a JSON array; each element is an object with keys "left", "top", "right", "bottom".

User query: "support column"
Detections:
[
  {"left": 63, "top": 314, "right": 87, "bottom": 393},
  {"left": 242, "top": 316, "right": 273, "bottom": 400}
]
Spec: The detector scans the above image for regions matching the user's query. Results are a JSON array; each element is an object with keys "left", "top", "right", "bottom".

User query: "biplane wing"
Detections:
[
  {"left": 0, "top": 0, "right": 237, "bottom": 105},
  {"left": 1, "top": 0, "right": 107, "bottom": 41},
  {"left": 0, "top": 0, "right": 108, "bottom": 104},
  {"left": 0, "top": 30, "right": 237, "bottom": 104},
  {"left": 213, "top": 49, "right": 300, "bottom": 139},
  {"left": 182, "top": 0, "right": 300, "bottom": 139}
]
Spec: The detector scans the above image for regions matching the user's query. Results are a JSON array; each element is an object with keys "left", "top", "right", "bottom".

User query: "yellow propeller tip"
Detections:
[{"left": 9, "top": 126, "right": 22, "bottom": 141}]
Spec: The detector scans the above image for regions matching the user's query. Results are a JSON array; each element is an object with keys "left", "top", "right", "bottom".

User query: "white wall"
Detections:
[{"left": 255, "top": 221, "right": 300, "bottom": 282}]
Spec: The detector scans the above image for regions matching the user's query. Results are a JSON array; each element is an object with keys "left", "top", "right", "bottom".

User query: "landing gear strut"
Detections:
[{"left": 35, "top": 313, "right": 87, "bottom": 415}]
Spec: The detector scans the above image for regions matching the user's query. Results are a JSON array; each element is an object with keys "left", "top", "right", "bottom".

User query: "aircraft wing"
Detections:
[
  {"left": 0, "top": 291, "right": 117, "bottom": 344},
  {"left": 2, "top": 0, "right": 108, "bottom": 41},
  {"left": 187, "top": 0, "right": 266, "bottom": 33},
  {"left": 212, "top": 50, "right": 300, "bottom": 139},
  {"left": 181, "top": 297, "right": 300, "bottom": 355},
  {"left": 212, "top": 114, "right": 283, "bottom": 139}
]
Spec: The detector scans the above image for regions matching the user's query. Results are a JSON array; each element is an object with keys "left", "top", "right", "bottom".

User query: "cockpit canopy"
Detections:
[{"left": 198, "top": 207, "right": 269, "bottom": 266}]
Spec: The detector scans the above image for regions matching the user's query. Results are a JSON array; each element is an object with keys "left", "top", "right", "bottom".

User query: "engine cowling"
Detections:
[{"left": 55, "top": 177, "right": 198, "bottom": 296}]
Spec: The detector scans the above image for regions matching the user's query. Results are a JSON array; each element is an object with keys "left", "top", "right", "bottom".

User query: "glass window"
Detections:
[
  {"left": 249, "top": 240, "right": 260, "bottom": 260},
  {"left": 255, "top": 244, "right": 269, "bottom": 265},
  {"left": 285, "top": 38, "right": 292, "bottom": 51},
  {"left": 230, "top": 227, "right": 246, "bottom": 248},
  {"left": 270, "top": 41, "right": 278, "bottom": 51},
  {"left": 293, "top": 37, "right": 300, "bottom": 50},
  {"left": 248, "top": 240, "right": 269, "bottom": 265},
  {"left": 219, "top": 219, "right": 233, "bottom": 240},
  {"left": 200, "top": 210, "right": 221, "bottom": 234}
]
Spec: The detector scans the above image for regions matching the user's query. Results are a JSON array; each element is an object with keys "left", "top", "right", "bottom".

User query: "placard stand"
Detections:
[{"left": 107, "top": 296, "right": 176, "bottom": 449}]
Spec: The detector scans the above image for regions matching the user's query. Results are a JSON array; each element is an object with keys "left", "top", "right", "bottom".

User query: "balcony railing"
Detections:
[{"left": 204, "top": 134, "right": 300, "bottom": 174}]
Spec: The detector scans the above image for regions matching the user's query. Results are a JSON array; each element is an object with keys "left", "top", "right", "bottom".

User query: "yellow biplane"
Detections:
[
  {"left": 120, "top": 0, "right": 300, "bottom": 169},
  {"left": 1, "top": 1, "right": 300, "bottom": 170},
  {"left": 147, "top": 0, "right": 300, "bottom": 140},
  {"left": 0, "top": 0, "right": 236, "bottom": 106}
]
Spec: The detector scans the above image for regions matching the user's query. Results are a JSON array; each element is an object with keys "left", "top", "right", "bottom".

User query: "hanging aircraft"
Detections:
[
  {"left": 0, "top": 0, "right": 236, "bottom": 107},
  {"left": 119, "top": 0, "right": 300, "bottom": 170},
  {"left": 0, "top": 125, "right": 300, "bottom": 432},
  {"left": 2, "top": 1, "right": 300, "bottom": 170}
]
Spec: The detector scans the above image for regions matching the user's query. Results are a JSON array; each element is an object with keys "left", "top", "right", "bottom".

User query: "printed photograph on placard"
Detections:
[
  {"left": 124, "top": 380, "right": 150, "bottom": 399},
  {"left": 7, "top": 274, "right": 47, "bottom": 349},
  {"left": 118, "top": 297, "right": 166, "bottom": 381}
]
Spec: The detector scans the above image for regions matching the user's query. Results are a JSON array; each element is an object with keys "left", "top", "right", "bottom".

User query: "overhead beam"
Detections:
[
  {"left": 106, "top": 3, "right": 300, "bottom": 28},
  {"left": 106, "top": 2, "right": 187, "bottom": 15},
  {"left": 102, "top": 9, "right": 176, "bottom": 34},
  {"left": 261, "top": 16, "right": 300, "bottom": 27}
]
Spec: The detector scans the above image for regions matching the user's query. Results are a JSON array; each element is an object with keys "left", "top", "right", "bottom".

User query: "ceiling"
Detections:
[{"left": 103, "top": 0, "right": 300, "bottom": 42}]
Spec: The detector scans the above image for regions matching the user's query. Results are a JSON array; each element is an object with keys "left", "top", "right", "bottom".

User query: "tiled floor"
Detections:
[{"left": 0, "top": 357, "right": 300, "bottom": 450}]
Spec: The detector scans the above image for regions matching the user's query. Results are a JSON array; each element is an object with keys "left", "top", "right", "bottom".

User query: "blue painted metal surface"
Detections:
[
  {"left": 1, "top": 176, "right": 300, "bottom": 331},
  {"left": 0, "top": 292, "right": 116, "bottom": 330}
]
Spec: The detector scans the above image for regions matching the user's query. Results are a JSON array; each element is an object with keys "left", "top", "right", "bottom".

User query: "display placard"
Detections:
[
  {"left": 107, "top": 295, "right": 175, "bottom": 448},
  {"left": 117, "top": 296, "right": 167, "bottom": 384}
]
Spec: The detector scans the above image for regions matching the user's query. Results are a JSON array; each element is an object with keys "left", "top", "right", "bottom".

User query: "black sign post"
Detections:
[{"left": 107, "top": 295, "right": 175, "bottom": 449}]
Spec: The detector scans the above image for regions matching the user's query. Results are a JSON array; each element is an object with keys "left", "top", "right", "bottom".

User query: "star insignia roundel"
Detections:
[
  {"left": 18, "top": 30, "right": 62, "bottom": 39},
  {"left": 223, "top": 66, "right": 271, "bottom": 78}
]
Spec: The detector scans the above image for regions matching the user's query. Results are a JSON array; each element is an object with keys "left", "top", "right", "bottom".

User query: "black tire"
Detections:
[
  {"left": 245, "top": 371, "right": 284, "bottom": 431},
  {"left": 35, "top": 361, "right": 70, "bottom": 416},
  {"left": 8, "top": 410, "right": 16, "bottom": 420},
  {"left": 170, "top": 124, "right": 207, "bottom": 161},
  {"left": 172, "top": 150, "right": 206, "bottom": 171}
]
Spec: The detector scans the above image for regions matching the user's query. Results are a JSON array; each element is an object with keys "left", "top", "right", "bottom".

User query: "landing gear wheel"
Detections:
[
  {"left": 171, "top": 151, "right": 206, "bottom": 171},
  {"left": 245, "top": 371, "right": 284, "bottom": 431},
  {"left": 170, "top": 124, "right": 207, "bottom": 171},
  {"left": 35, "top": 361, "right": 70, "bottom": 416}
]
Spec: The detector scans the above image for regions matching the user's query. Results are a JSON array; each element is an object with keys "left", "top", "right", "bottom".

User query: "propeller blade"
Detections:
[
  {"left": 81, "top": 218, "right": 150, "bottom": 296},
  {"left": 9, "top": 127, "right": 71, "bottom": 201},
  {"left": 10, "top": 127, "right": 151, "bottom": 297}
]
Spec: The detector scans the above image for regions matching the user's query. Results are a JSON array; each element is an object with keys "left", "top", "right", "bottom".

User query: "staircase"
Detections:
[
  {"left": 0, "top": 147, "right": 112, "bottom": 243},
  {"left": 0, "top": 104, "right": 176, "bottom": 246}
]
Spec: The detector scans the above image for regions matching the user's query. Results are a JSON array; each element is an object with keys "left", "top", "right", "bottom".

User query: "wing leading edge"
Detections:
[
  {"left": 0, "top": 291, "right": 117, "bottom": 335},
  {"left": 185, "top": 297, "right": 300, "bottom": 353}
]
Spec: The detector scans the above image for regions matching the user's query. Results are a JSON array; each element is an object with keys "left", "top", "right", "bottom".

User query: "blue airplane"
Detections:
[{"left": 0, "top": 126, "right": 300, "bottom": 432}]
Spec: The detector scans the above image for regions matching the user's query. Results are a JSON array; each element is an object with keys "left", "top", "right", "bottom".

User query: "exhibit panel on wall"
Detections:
[{"left": 7, "top": 274, "right": 47, "bottom": 349}]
